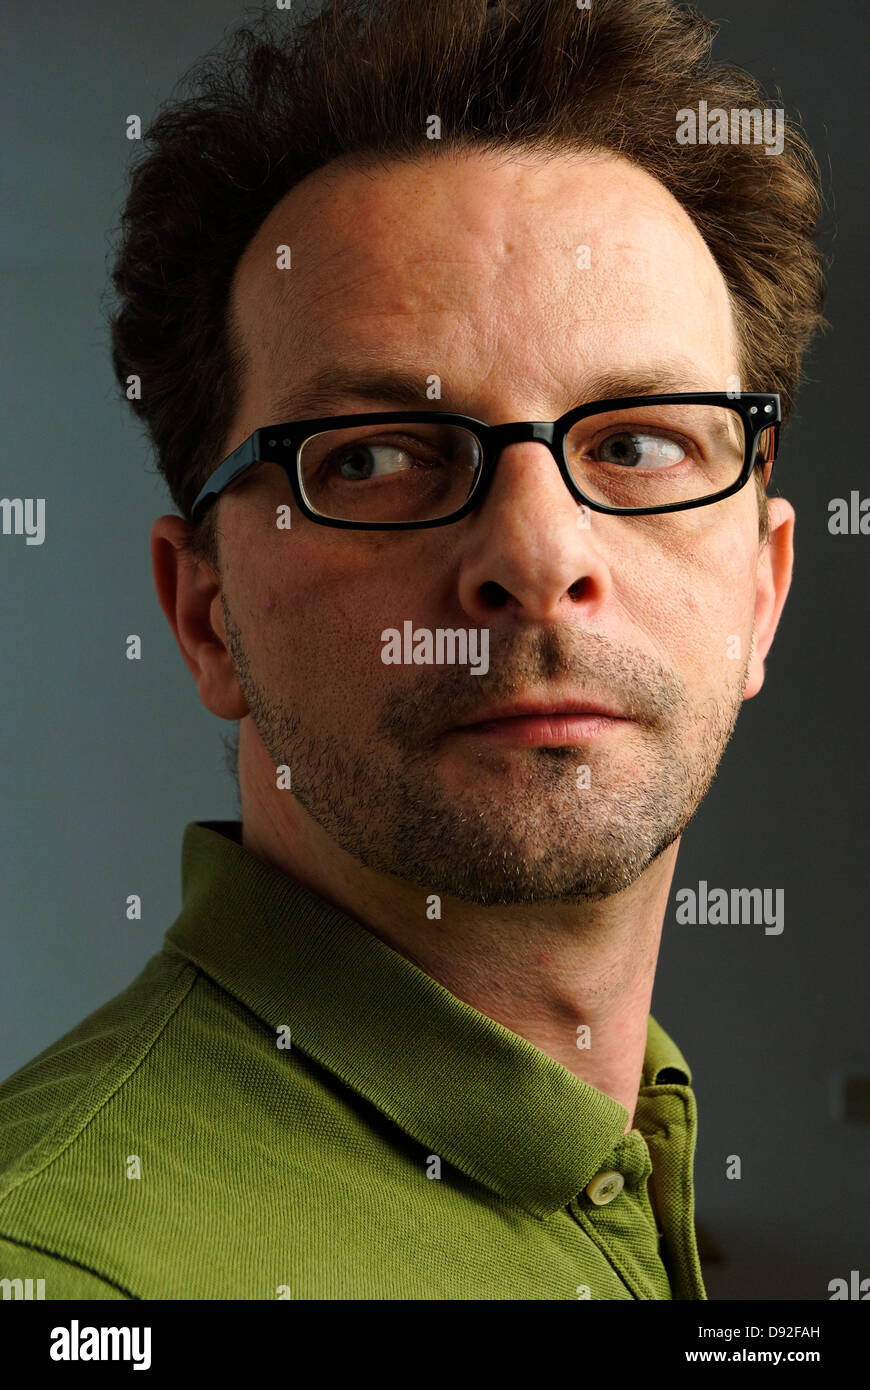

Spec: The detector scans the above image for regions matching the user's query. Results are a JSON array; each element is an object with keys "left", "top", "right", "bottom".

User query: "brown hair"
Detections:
[{"left": 108, "top": 0, "right": 827, "bottom": 568}]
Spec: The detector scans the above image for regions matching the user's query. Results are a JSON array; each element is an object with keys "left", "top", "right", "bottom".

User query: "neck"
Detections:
[{"left": 240, "top": 778, "right": 679, "bottom": 1132}]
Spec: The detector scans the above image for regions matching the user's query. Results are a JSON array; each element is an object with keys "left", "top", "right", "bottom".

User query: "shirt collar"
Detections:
[{"left": 164, "top": 820, "right": 692, "bottom": 1219}]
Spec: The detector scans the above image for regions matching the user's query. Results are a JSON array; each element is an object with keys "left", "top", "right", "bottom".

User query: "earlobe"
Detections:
[{"left": 743, "top": 497, "right": 795, "bottom": 701}]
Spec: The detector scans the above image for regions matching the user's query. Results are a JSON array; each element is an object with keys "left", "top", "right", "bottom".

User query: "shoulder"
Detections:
[{"left": 0, "top": 948, "right": 201, "bottom": 1298}]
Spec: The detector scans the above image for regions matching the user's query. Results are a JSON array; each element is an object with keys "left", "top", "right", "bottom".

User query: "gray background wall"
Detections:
[{"left": 1, "top": 0, "right": 867, "bottom": 1300}]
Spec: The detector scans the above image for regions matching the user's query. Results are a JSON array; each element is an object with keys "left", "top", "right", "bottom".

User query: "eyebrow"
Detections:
[{"left": 264, "top": 361, "right": 725, "bottom": 422}]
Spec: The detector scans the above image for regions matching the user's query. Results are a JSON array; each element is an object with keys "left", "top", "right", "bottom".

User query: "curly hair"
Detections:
[{"left": 107, "top": 0, "right": 827, "bottom": 570}]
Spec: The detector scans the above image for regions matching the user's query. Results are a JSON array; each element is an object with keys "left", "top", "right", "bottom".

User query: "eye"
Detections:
[
  {"left": 335, "top": 442, "right": 418, "bottom": 481},
  {"left": 595, "top": 431, "right": 688, "bottom": 469}
]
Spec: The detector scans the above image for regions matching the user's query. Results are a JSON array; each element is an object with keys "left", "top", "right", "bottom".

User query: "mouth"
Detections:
[{"left": 446, "top": 696, "right": 632, "bottom": 748}]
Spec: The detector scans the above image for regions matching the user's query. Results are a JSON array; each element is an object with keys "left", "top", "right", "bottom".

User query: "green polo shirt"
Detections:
[{"left": 0, "top": 821, "right": 706, "bottom": 1300}]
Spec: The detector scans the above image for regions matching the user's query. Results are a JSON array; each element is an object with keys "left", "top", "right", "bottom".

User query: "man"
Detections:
[{"left": 0, "top": 0, "right": 824, "bottom": 1299}]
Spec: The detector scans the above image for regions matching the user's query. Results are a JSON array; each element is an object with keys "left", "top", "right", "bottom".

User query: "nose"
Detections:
[{"left": 456, "top": 437, "right": 613, "bottom": 625}]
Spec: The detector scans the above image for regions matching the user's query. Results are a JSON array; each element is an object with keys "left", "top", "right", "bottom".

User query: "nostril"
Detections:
[{"left": 480, "top": 580, "right": 510, "bottom": 608}]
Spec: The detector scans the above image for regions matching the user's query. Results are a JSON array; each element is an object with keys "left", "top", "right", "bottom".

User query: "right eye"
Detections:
[{"left": 331, "top": 441, "right": 432, "bottom": 481}]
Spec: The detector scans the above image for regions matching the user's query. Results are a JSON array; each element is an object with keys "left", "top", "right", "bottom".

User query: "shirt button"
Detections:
[{"left": 585, "top": 1170, "right": 625, "bottom": 1206}]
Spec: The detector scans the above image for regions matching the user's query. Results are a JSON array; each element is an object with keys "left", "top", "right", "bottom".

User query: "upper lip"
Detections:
[{"left": 451, "top": 696, "right": 627, "bottom": 728}]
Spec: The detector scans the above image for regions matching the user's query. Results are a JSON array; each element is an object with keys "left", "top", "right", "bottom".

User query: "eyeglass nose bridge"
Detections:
[
  {"left": 486, "top": 420, "right": 557, "bottom": 455},
  {"left": 476, "top": 420, "right": 569, "bottom": 505}
]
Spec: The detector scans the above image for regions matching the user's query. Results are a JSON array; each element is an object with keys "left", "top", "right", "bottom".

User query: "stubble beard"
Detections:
[{"left": 223, "top": 598, "right": 746, "bottom": 905}]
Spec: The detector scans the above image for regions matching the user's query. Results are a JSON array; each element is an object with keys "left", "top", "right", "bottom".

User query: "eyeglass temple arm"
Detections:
[
  {"left": 758, "top": 417, "right": 781, "bottom": 472},
  {"left": 190, "top": 432, "right": 262, "bottom": 523}
]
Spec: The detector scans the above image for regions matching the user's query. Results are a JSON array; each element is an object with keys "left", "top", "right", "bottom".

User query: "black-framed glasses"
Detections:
[{"left": 189, "top": 392, "right": 781, "bottom": 529}]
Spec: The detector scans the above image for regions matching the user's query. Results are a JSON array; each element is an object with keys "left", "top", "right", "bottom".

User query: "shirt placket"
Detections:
[
  {"left": 566, "top": 1131, "right": 674, "bottom": 1300},
  {"left": 633, "top": 1083, "right": 707, "bottom": 1300}
]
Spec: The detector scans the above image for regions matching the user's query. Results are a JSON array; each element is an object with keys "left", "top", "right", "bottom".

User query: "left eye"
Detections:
[{"left": 595, "top": 432, "right": 687, "bottom": 469}]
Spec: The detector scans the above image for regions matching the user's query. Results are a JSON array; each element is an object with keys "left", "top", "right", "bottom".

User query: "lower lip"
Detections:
[{"left": 448, "top": 714, "right": 629, "bottom": 747}]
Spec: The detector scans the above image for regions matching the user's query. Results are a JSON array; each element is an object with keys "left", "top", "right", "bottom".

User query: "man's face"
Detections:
[{"left": 210, "top": 149, "right": 788, "bottom": 905}]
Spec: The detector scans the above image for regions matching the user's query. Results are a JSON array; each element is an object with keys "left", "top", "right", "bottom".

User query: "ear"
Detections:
[
  {"left": 743, "top": 497, "right": 794, "bottom": 700},
  {"left": 150, "top": 513, "right": 249, "bottom": 719}
]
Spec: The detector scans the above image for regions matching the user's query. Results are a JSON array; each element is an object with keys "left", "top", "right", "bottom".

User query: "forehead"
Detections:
[{"left": 229, "top": 149, "right": 738, "bottom": 412}]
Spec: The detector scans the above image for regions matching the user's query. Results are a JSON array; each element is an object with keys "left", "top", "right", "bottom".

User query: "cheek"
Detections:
[
  {"left": 260, "top": 537, "right": 431, "bottom": 702},
  {"left": 261, "top": 583, "right": 281, "bottom": 616},
  {"left": 667, "top": 571, "right": 755, "bottom": 676},
  {"left": 617, "top": 519, "right": 758, "bottom": 677}
]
